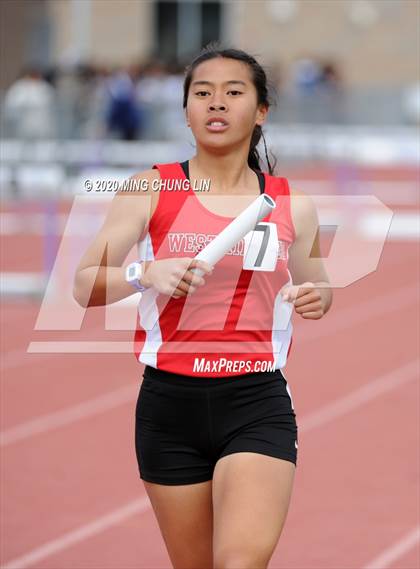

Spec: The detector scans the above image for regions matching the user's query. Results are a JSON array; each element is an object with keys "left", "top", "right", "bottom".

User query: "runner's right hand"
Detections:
[{"left": 141, "top": 258, "right": 213, "bottom": 299}]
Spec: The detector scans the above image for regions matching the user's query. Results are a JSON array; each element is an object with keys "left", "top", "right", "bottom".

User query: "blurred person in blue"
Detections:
[
  {"left": 290, "top": 56, "right": 345, "bottom": 123},
  {"left": 289, "top": 56, "right": 323, "bottom": 123},
  {"left": 105, "top": 65, "right": 144, "bottom": 141},
  {"left": 291, "top": 56, "right": 322, "bottom": 96}
]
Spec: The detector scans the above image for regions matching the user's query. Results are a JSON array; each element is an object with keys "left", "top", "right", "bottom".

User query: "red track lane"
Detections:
[
  {"left": 1, "top": 348, "right": 417, "bottom": 567},
  {"left": 2, "top": 304, "right": 417, "bottom": 568},
  {"left": 272, "top": 377, "right": 419, "bottom": 568},
  {"left": 1, "top": 241, "right": 419, "bottom": 567}
]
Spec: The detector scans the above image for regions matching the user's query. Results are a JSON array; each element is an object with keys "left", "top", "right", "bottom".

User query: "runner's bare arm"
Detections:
[
  {"left": 73, "top": 169, "right": 158, "bottom": 307},
  {"left": 287, "top": 188, "right": 333, "bottom": 314}
]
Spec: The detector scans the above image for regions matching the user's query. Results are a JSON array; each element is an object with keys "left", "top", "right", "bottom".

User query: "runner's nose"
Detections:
[{"left": 208, "top": 103, "right": 227, "bottom": 112}]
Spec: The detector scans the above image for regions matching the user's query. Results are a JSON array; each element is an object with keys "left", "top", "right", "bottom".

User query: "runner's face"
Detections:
[{"left": 186, "top": 58, "right": 267, "bottom": 150}]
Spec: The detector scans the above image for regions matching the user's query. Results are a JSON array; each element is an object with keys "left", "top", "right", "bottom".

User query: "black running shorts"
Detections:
[{"left": 135, "top": 365, "right": 298, "bottom": 485}]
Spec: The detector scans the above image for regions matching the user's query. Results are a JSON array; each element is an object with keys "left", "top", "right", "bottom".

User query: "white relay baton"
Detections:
[{"left": 192, "top": 193, "right": 276, "bottom": 276}]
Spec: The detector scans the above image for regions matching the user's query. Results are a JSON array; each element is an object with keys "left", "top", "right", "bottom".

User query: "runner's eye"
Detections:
[{"left": 194, "top": 90, "right": 242, "bottom": 97}]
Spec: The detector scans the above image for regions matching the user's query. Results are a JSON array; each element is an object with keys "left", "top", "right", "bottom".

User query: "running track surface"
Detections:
[{"left": 1, "top": 165, "right": 419, "bottom": 568}]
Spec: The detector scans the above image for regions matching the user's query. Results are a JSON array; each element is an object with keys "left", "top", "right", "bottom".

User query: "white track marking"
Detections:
[
  {"left": 0, "top": 384, "right": 138, "bottom": 446},
  {"left": 2, "top": 359, "right": 419, "bottom": 568},
  {"left": 291, "top": 181, "right": 420, "bottom": 206},
  {"left": 2, "top": 498, "right": 150, "bottom": 569},
  {"left": 299, "top": 359, "right": 419, "bottom": 432},
  {"left": 26, "top": 341, "right": 135, "bottom": 353},
  {"left": 1, "top": 350, "right": 53, "bottom": 372},
  {"left": 363, "top": 526, "right": 420, "bottom": 569},
  {"left": 298, "top": 282, "right": 418, "bottom": 344}
]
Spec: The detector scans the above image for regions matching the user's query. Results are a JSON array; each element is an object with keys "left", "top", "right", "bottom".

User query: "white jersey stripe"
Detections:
[
  {"left": 138, "top": 232, "right": 162, "bottom": 368},
  {"left": 272, "top": 271, "right": 294, "bottom": 369}
]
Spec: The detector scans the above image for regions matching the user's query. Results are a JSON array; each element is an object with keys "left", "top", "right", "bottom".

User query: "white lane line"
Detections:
[
  {"left": 1, "top": 350, "right": 53, "bottom": 372},
  {"left": 363, "top": 525, "right": 420, "bottom": 569},
  {"left": 298, "top": 282, "right": 418, "bottom": 344},
  {"left": 300, "top": 359, "right": 419, "bottom": 432},
  {"left": 26, "top": 341, "right": 135, "bottom": 353},
  {"left": 0, "top": 384, "right": 138, "bottom": 447},
  {"left": 291, "top": 181, "right": 420, "bottom": 206},
  {"left": 2, "top": 358, "right": 419, "bottom": 568},
  {"left": 1, "top": 498, "right": 150, "bottom": 569}
]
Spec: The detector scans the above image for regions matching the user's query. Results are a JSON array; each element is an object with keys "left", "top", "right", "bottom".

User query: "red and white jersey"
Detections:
[{"left": 134, "top": 162, "right": 296, "bottom": 377}]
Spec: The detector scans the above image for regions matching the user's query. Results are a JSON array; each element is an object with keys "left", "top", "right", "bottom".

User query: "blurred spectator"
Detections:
[
  {"left": 159, "top": 60, "right": 187, "bottom": 138},
  {"left": 105, "top": 66, "right": 143, "bottom": 140},
  {"left": 136, "top": 59, "right": 186, "bottom": 139},
  {"left": 4, "top": 54, "right": 413, "bottom": 141},
  {"left": 85, "top": 65, "right": 112, "bottom": 139},
  {"left": 73, "top": 64, "right": 103, "bottom": 138},
  {"left": 319, "top": 61, "right": 342, "bottom": 93},
  {"left": 267, "top": 62, "right": 284, "bottom": 98},
  {"left": 403, "top": 83, "right": 420, "bottom": 125},
  {"left": 136, "top": 59, "right": 167, "bottom": 104},
  {"left": 289, "top": 56, "right": 345, "bottom": 123},
  {"left": 136, "top": 59, "right": 170, "bottom": 138},
  {"left": 55, "top": 63, "right": 104, "bottom": 139},
  {"left": 291, "top": 57, "right": 322, "bottom": 95},
  {"left": 3, "top": 66, "right": 57, "bottom": 139},
  {"left": 318, "top": 60, "right": 345, "bottom": 123}
]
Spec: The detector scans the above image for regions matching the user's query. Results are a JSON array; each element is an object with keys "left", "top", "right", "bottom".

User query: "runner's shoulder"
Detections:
[
  {"left": 288, "top": 187, "right": 319, "bottom": 240},
  {"left": 109, "top": 169, "right": 160, "bottom": 226},
  {"left": 116, "top": 168, "right": 160, "bottom": 197},
  {"left": 289, "top": 187, "right": 306, "bottom": 197}
]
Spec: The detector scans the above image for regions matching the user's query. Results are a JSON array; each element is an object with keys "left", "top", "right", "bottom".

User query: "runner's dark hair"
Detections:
[{"left": 183, "top": 42, "right": 278, "bottom": 175}]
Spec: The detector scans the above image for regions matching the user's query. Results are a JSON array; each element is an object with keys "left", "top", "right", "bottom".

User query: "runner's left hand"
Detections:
[{"left": 281, "top": 282, "right": 325, "bottom": 320}]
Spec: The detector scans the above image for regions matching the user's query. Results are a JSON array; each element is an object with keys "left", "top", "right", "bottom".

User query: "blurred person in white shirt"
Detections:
[
  {"left": 135, "top": 59, "right": 168, "bottom": 139},
  {"left": 3, "top": 66, "right": 57, "bottom": 139}
]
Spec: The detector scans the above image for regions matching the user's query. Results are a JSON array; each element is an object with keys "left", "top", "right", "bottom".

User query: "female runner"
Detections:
[{"left": 74, "top": 46, "right": 332, "bottom": 569}]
